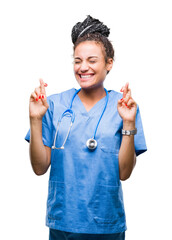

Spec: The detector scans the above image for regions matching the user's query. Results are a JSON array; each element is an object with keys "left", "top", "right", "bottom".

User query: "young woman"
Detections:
[{"left": 25, "top": 15, "right": 147, "bottom": 240}]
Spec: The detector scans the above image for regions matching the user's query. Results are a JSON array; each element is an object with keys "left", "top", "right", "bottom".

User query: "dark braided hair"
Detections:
[{"left": 71, "top": 15, "right": 115, "bottom": 63}]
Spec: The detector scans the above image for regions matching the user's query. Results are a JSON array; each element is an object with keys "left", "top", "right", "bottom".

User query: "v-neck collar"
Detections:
[{"left": 74, "top": 90, "right": 111, "bottom": 116}]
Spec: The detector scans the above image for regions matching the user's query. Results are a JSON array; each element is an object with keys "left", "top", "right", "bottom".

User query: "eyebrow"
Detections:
[{"left": 74, "top": 56, "right": 99, "bottom": 60}]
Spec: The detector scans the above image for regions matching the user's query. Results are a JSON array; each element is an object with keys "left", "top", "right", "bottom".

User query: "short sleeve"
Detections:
[
  {"left": 134, "top": 106, "right": 147, "bottom": 156},
  {"left": 25, "top": 97, "right": 53, "bottom": 148}
]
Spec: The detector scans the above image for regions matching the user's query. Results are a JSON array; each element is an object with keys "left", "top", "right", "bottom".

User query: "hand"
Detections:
[
  {"left": 29, "top": 79, "right": 49, "bottom": 120},
  {"left": 117, "top": 82, "right": 137, "bottom": 125}
]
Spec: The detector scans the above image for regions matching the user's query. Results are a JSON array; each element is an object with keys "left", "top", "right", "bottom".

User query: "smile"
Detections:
[{"left": 79, "top": 74, "right": 94, "bottom": 80}]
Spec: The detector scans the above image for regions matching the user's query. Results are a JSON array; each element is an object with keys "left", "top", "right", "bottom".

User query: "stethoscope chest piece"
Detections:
[{"left": 86, "top": 138, "right": 97, "bottom": 150}]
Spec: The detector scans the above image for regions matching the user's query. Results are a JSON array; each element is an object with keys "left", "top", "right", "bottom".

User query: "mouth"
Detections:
[{"left": 78, "top": 74, "right": 95, "bottom": 81}]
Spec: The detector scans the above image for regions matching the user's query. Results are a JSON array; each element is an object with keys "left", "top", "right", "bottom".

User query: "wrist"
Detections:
[
  {"left": 30, "top": 118, "right": 42, "bottom": 129},
  {"left": 30, "top": 118, "right": 43, "bottom": 142},
  {"left": 123, "top": 121, "right": 135, "bottom": 130},
  {"left": 30, "top": 116, "right": 43, "bottom": 124}
]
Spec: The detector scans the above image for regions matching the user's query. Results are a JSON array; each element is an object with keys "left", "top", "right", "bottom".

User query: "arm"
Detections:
[
  {"left": 118, "top": 121, "right": 136, "bottom": 180},
  {"left": 29, "top": 79, "right": 51, "bottom": 175},
  {"left": 30, "top": 119, "right": 51, "bottom": 175},
  {"left": 117, "top": 83, "right": 137, "bottom": 181}
]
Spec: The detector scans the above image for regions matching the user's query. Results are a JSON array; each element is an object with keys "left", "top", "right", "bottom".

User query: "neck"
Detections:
[
  {"left": 78, "top": 86, "right": 106, "bottom": 101},
  {"left": 77, "top": 86, "right": 107, "bottom": 112}
]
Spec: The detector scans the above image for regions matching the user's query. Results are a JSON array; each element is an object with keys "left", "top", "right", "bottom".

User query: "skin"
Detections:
[
  {"left": 74, "top": 41, "right": 113, "bottom": 111},
  {"left": 118, "top": 82, "right": 137, "bottom": 180},
  {"left": 29, "top": 41, "right": 137, "bottom": 180},
  {"left": 29, "top": 79, "right": 51, "bottom": 175}
]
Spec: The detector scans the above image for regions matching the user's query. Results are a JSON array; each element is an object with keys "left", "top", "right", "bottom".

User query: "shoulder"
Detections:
[
  {"left": 108, "top": 89, "right": 122, "bottom": 102},
  {"left": 47, "top": 88, "right": 76, "bottom": 110},
  {"left": 47, "top": 88, "right": 76, "bottom": 105},
  {"left": 47, "top": 88, "right": 76, "bottom": 101}
]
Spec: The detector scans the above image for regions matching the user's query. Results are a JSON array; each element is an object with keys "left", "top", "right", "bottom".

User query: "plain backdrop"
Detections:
[{"left": 0, "top": 0, "right": 172, "bottom": 239}]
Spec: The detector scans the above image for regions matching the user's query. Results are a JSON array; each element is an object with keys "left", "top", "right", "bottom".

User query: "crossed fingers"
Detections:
[
  {"left": 30, "top": 78, "right": 48, "bottom": 102},
  {"left": 120, "top": 82, "right": 135, "bottom": 109}
]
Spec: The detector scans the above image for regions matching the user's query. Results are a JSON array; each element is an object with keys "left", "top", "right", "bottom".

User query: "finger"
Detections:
[
  {"left": 118, "top": 98, "right": 123, "bottom": 106},
  {"left": 127, "top": 98, "right": 137, "bottom": 108},
  {"left": 123, "top": 88, "right": 131, "bottom": 103},
  {"left": 118, "top": 98, "right": 129, "bottom": 109},
  {"left": 41, "top": 94, "right": 49, "bottom": 109},
  {"left": 39, "top": 78, "right": 47, "bottom": 94},
  {"left": 125, "top": 82, "right": 129, "bottom": 90},
  {"left": 30, "top": 92, "right": 39, "bottom": 102},
  {"left": 123, "top": 82, "right": 129, "bottom": 98},
  {"left": 34, "top": 87, "right": 41, "bottom": 99},
  {"left": 120, "top": 86, "right": 125, "bottom": 92},
  {"left": 122, "top": 102, "right": 128, "bottom": 108},
  {"left": 39, "top": 78, "right": 45, "bottom": 94}
]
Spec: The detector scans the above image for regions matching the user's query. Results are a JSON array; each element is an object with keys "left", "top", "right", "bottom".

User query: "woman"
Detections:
[{"left": 25, "top": 15, "right": 147, "bottom": 240}]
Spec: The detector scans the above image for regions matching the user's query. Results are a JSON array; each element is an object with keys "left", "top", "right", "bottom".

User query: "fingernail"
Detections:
[
  {"left": 44, "top": 83, "right": 48, "bottom": 87},
  {"left": 36, "top": 98, "right": 38, "bottom": 101},
  {"left": 120, "top": 88, "right": 124, "bottom": 92},
  {"left": 125, "top": 103, "right": 130, "bottom": 109},
  {"left": 120, "top": 98, "right": 124, "bottom": 101},
  {"left": 39, "top": 95, "right": 41, "bottom": 99},
  {"left": 42, "top": 95, "right": 44, "bottom": 99}
]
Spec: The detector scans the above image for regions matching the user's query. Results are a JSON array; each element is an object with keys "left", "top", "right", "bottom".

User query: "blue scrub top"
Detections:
[{"left": 25, "top": 88, "right": 147, "bottom": 234}]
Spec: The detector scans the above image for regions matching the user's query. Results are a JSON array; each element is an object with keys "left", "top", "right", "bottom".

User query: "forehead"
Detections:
[{"left": 74, "top": 41, "right": 105, "bottom": 58}]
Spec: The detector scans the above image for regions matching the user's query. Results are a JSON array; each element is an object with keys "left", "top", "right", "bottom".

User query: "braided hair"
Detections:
[{"left": 71, "top": 15, "right": 114, "bottom": 63}]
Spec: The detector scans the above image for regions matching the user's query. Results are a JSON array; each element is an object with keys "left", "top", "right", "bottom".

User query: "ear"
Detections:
[{"left": 106, "top": 58, "right": 113, "bottom": 72}]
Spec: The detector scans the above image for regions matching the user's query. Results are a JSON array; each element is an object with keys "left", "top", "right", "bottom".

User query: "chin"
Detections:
[
  {"left": 78, "top": 81, "right": 96, "bottom": 89},
  {"left": 80, "top": 83, "right": 104, "bottom": 92},
  {"left": 77, "top": 80, "right": 93, "bottom": 89}
]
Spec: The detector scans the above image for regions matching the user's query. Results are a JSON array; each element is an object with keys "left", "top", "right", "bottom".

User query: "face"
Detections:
[{"left": 74, "top": 41, "right": 113, "bottom": 90}]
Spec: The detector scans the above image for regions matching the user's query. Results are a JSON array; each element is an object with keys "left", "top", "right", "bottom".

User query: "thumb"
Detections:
[
  {"left": 41, "top": 94, "right": 49, "bottom": 109},
  {"left": 117, "top": 97, "right": 124, "bottom": 106}
]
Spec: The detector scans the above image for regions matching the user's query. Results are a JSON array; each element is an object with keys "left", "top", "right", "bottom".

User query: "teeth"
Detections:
[{"left": 80, "top": 75, "right": 93, "bottom": 79}]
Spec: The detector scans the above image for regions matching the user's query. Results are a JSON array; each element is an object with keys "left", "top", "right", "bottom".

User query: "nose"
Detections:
[{"left": 80, "top": 61, "right": 89, "bottom": 72}]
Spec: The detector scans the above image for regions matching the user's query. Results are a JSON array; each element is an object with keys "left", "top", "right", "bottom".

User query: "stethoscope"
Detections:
[{"left": 52, "top": 88, "right": 109, "bottom": 151}]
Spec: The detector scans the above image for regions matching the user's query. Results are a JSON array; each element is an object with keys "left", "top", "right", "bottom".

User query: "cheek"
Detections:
[
  {"left": 74, "top": 65, "right": 79, "bottom": 73},
  {"left": 98, "top": 64, "right": 108, "bottom": 75}
]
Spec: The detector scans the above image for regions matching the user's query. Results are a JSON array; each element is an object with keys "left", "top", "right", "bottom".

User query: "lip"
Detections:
[{"left": 78, "top": 73, "right": 95, "bottom": 81}]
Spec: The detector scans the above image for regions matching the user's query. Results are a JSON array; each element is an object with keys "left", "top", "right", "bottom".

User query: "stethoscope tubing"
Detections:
[{"left": 52, "top": 88, "right": 109, "bottom": 150}]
